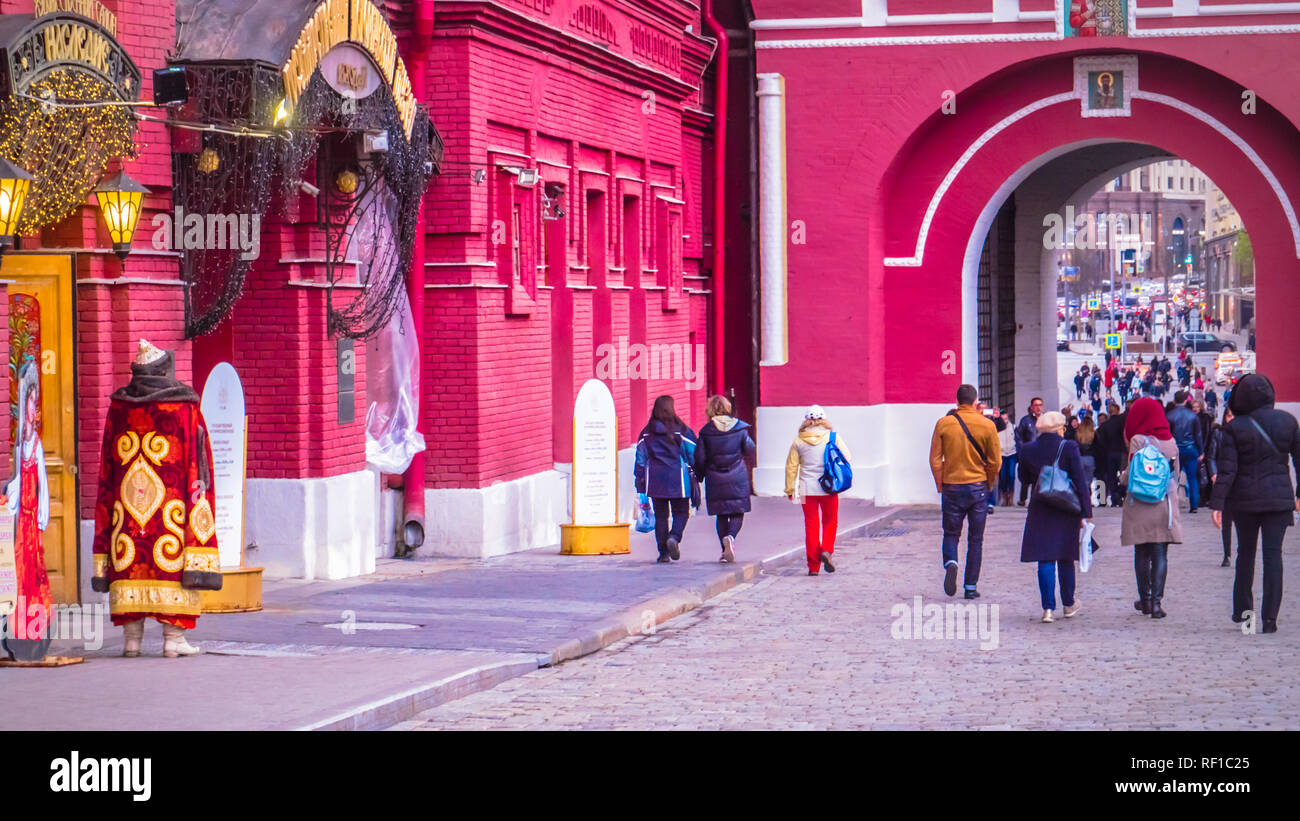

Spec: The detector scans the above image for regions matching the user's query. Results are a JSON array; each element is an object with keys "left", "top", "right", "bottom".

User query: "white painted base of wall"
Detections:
[
  {"left": 756, "top": 404, "right": 950, "bottom": 506},
  {"left": 419, "top": 447, "right": 640, "bottom": 559},
  {"left": 77, "top": 472, "right": 398, "bottom": 592},
  {"left": 420, "top": 467, "right": 568, "bottom": 559},
  {"left": 246, "top": 468, "right": 381, "bottom": 580}
]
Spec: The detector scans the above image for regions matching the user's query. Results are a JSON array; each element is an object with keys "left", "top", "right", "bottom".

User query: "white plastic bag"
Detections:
[
  {"left": 349, "top": 184, "right": 425, "bottom": 475},
  {"left": 364, "top": 288, "right": 426, "bottom": 474},
  {"left": 1079, "top": 520, "right": 1097, "bottom": 573}
]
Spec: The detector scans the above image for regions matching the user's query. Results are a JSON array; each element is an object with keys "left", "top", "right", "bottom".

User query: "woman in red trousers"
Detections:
[{"left": 784, "top": 406, "right": 852, "bottom": 575}]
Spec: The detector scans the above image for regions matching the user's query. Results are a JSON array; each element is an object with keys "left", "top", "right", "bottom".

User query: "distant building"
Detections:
[{"left": 1204, "top": 179, "right": 1252, "bottom": 330}]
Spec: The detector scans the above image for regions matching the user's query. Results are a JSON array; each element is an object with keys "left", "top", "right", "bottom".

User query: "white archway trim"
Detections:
[
  {"left": 957, "top": 139, "right": 1117, "bottom": 384},
  {"left": 885, "top": 93, "right": 1076, "bottom": 267},
  {"left": 887, "top": 90, "right": 1300, "bottom": 268},
  {"left": 1131, "top": 89, "right": 1300, "bottom": 257}
]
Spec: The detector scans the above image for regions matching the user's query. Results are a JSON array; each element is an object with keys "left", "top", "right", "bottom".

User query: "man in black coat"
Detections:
[
  {"left": 1208, "top": 373, "right": 1300, "bottom": 634},
  {"left": 1015, "top": 397, "right": 1044, "bottom": 505},
  {"left": 1095, "top": 402, "right": 1127, "bottom": 507}
]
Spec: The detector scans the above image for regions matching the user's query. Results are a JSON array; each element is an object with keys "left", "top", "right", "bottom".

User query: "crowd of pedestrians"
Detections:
[
  {"left": 630, "top": 367, "right": 1298, "bottom": 634},
  {"left": 928, "top": 374, "right": 1299, "bottom": 632}
]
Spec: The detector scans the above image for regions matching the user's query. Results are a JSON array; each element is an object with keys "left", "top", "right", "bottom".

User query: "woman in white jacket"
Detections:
[{"left": 784, "top": 406, "right": 852, "bottom": 576}]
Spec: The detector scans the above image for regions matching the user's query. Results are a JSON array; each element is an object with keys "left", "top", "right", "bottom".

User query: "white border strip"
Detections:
[
  {"left": 883, "top": 93, "right": 1076, "bottom": 266},
  {"left": 755, "top": 0, "right": 1300, "bottom": 46},
  {"left": 1132, "top": 89, "right": 1300, "bottom": 255}
]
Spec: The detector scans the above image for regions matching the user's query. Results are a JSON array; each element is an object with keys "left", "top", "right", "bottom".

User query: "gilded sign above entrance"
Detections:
[
  {"left": 32, "top": 0, "right": 117, "bottom": 38},
  {"left": 2, "top": 12, "right": 140, "bottom": 99},
  {"left": 281, "top": 0, "right": 416, "bottom": 138}
]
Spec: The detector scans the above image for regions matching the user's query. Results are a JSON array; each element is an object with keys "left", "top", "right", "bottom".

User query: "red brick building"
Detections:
[
  {"left": 746, "top": 1, "right": 1300, "bottom": 505},
  {"left": 0, "top": 0, "right": 739, "bottom": 597}
]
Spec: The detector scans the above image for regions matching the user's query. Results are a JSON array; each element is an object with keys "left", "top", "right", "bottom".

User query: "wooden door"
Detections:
[{"left": 1, "top": 253, "right": 78, "bottom": 604}]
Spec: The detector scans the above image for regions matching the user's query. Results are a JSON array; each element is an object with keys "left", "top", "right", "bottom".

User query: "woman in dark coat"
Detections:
[
  {"left": 695, "top": 395, "right": 757, "bottom": 563},
  {"left": 1208, "top": 373, "right": 1300, "bottom": 634},
  {"left": 1018, "top": 411, "right": 1093, "bottom": 623},
  {"left": 634, "top": 395, "right": 698, "bottom": 563},
  {"left": 1206, "top": 408, "right": 1235, "bottom": 567}
]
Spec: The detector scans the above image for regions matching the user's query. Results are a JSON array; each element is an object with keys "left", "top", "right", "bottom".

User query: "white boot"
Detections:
[
  {"left": 162, "top": 623, "right": 200, "bottom": 658},
  {"left": 122, "top": 620, "right": 144, "bottom": 658}
]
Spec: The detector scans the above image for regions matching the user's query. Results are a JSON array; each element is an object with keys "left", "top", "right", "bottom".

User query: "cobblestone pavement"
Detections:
[{"left": 397, "top": 505, "right": 1300, "bottom": 730}]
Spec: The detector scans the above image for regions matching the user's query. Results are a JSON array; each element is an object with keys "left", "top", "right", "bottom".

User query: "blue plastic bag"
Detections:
[{"left": 634, "top": 494, "right": 655, "bottom": 533}]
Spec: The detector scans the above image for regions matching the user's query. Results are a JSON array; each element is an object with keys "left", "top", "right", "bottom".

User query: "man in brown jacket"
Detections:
[{"left": 930, "top": 384, "right": 1002, "bottom": 598}]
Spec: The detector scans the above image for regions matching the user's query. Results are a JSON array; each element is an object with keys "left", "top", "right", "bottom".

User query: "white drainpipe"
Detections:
[{"left": 757, "top": 72, "right": 788, "bottom": 366}]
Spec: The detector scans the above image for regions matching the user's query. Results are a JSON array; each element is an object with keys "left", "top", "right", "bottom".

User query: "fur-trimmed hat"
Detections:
[{"left": 134, "top": 339, "right": 166, "bottom": 366}]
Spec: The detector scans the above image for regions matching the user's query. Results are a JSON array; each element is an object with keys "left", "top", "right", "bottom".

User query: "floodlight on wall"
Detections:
[
  {"left": 471, "top": 169, "right": 487, "bottom": 184},
  {"left": 153, "top": 66, "right": 189, "bottom": 106},
  {"left": 502, "top": 166, "right": 539, "bottom": 187}
]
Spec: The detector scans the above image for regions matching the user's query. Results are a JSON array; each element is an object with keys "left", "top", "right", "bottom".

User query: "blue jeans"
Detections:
[
  {"left": 998, "top": 454, "right": 1018, "bottom": 497},
  {"left": 1178, "top": 446, "right": 1200, "bottom": 510},
  {"left": 941, "top": 483, "right": 988, "bottom": 590},
  {"left": 1038, "top": 560, "right": 1076, "bottom": 610}
]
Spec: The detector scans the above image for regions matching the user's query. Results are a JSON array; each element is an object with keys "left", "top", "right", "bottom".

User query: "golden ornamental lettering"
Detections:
[
  {"left": 33, "top": 0, "right": 118, "bottom": 38},
  {"left": 336, "top": 62, "right": 368, "bottom": 91}
]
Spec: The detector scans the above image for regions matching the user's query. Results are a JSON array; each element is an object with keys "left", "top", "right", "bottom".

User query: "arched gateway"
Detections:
[{"left": 748, "top": 3, "right": 1300, "bottom": 504}]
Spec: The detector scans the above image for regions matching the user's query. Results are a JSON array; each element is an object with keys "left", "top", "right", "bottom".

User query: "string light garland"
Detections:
[
  {"left": 0, "top": 69, "right": 136, "bottom": 236},
  {"left": 175, "top": 61, "right": 433, "bottom": 340}
]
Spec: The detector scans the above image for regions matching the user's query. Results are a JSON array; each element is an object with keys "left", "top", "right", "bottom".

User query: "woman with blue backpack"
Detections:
[
  {"left": 1120, "top": 397, "right": 1183, "bottom": 619},
  {"left": 694, "top": 395, "right": 757, "bottom": 563},
  {"left": 635, "top": 395, "right": 699, "bottom": 564},
  {"left": 784, "top": 406, "right": 852, "bottom": 576}
]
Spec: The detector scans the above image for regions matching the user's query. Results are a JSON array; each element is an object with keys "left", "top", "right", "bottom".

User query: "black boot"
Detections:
[
  {"left": 1134, "top": 545, "right": 1153, "bottom": 615},
  {"left": 1150, "top": 543, "right": 1168, "bottom": 619}
]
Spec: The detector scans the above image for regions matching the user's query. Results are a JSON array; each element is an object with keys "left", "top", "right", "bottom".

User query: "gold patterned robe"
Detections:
[{"left": 91, "top": 400, "right": 220, "bottom": 627}]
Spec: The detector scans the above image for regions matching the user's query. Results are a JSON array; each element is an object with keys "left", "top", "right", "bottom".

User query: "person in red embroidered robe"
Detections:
[
  {"left": 91, "top": 340, "right": 221, "bottom": 658},
  {"left": 1, "top": 362, "right": 52, "bottom": 662}
]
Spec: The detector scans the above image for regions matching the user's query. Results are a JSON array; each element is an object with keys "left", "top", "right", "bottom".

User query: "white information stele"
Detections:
[
  {"left": 571, "top": 379, "right": 618, "bottom": 527},
  {"left": 200, "top": 363, "right": 247, "bottom": 569}
]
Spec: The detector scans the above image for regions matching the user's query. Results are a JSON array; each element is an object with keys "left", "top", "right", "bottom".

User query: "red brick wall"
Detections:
[
  {"left": 39, "top": 0, "right": 715, "bottom": 504},
  {"left": 419, "top": 1, "right": 714, "bottom": 487},
  {"left": 232, "top": 221, "right": 369, "bottom": 481}
]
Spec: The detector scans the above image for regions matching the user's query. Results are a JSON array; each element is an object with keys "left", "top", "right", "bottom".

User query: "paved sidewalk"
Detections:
[
  {"left": 398, "top": 504, "right": 1300, "bottom": 731},
  {"left": 0, "top": 496, "right": 888, "bottom": 730}
]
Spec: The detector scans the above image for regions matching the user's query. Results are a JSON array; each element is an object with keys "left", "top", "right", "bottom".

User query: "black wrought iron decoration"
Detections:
[
  {"left": 175, "top": 62, "right": 430, "bottom": 339},
  {"left": 173, "top": 62, "right": 282, "bottom": 338}
]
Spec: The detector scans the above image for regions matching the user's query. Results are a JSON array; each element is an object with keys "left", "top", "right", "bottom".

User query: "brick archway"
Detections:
[{"left": 880, "top": 50, "right": 1300, "bottom": 406}]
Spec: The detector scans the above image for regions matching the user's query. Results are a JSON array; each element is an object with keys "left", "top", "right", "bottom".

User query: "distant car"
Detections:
[
  {"left": 1215, "top": 352, "right": 1246, "bottom": 385},
  {"left": 1057, "top": 337, "right": 1070, "bottom": 351},
  {"left": 1178, "top": 332, "right": 1236, "bottom": 354}
]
